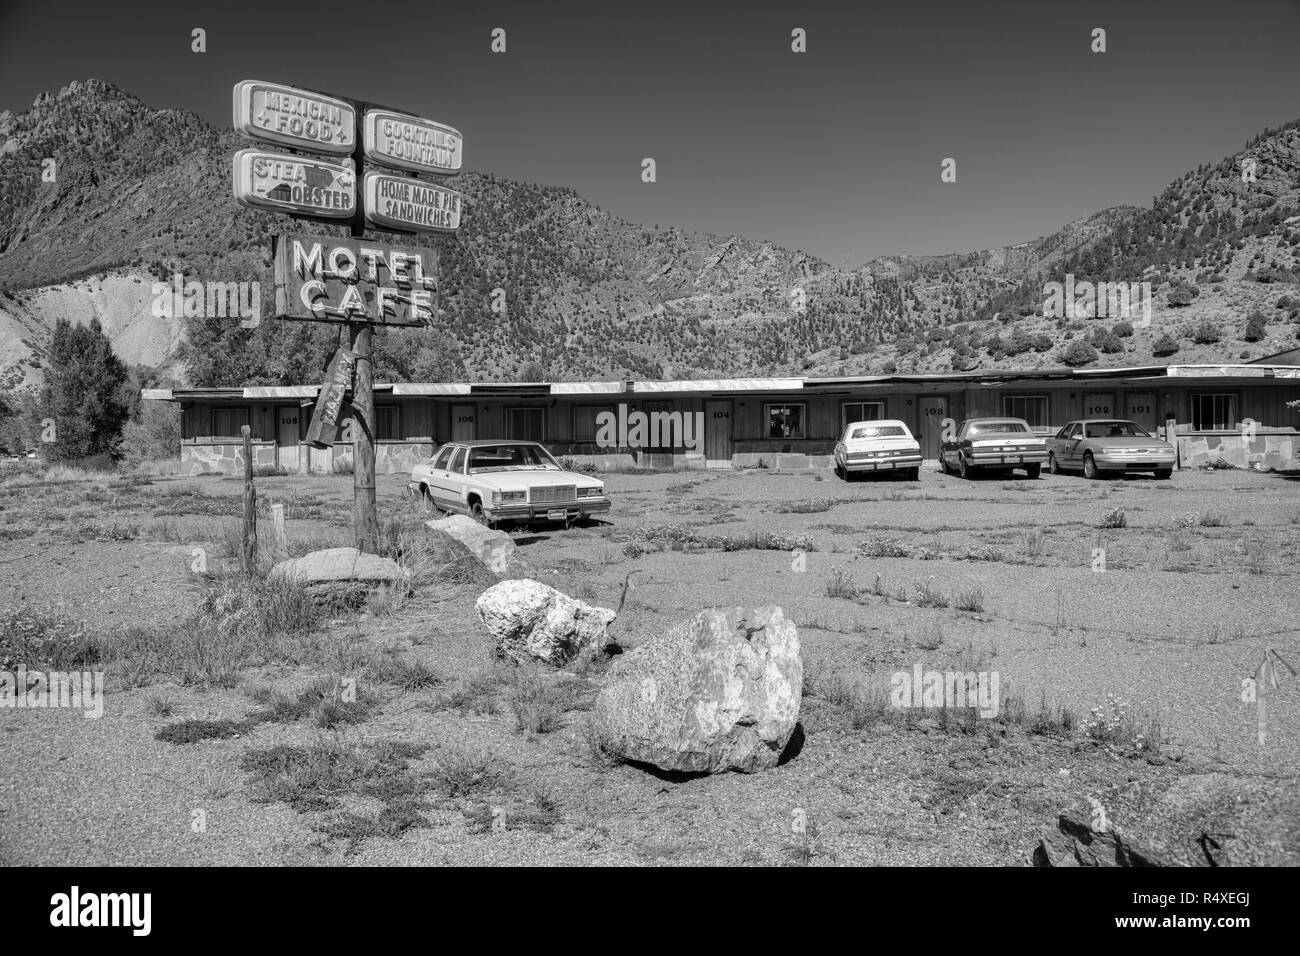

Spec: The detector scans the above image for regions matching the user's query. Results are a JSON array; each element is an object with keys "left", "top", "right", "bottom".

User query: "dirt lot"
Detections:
[{"left": 1, "top": 462, "right": 1298, "bottom": 866}]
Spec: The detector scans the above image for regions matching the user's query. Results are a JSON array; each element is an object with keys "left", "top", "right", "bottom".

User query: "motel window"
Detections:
[
  {"left": 375, "top": 405, "right": 401, "bottom": 441},
  {"left": 1002, "top": 395, "right": 1050, "bottom": 430},
  {"left": 573, "top": 405, "right": 616, "bottom": 443},
  {"left": 506, "top": 407, "right": 545, "bottom": 441},
  {"left": 211, "top": 407, "right": 250, "bottom": 440},
  {"left": 1192, "top": 393, "right": 1238, "bottom": 431},
  {"left": 843, "top": 402, "right": 885, "bottom": 427},
  {"left": 765, "top": 403, "right": 806, "bottom": 440}
]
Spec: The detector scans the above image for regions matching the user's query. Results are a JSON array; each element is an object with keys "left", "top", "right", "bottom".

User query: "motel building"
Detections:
[{"left": 142, "top": 353, "right": 1300, "bottom": 476}]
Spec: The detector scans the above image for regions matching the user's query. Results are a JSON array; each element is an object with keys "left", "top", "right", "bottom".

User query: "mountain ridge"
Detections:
[{"left": 1, "top": 79, "right": 1298, "bottom": 391}]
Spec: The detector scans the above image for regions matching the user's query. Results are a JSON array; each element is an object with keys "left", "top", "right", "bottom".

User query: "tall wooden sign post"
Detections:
[{"left": 232, "top": 80, "right": 462, "bottom": 553}]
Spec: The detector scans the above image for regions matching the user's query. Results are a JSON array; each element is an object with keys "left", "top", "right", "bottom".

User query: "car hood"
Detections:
[
  {"left": 1086, "top": 437, "right": 1172, "bottom": 450},
  {"left": 469, "top": 470, "right": 602, "bottom": 489}
]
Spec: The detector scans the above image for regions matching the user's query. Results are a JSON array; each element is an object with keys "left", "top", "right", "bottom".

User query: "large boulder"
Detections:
[
  {"left": 425, "top": 515, "right": 515, "bottom": 573},
  {"left": 269, "top": 547, "right": 409, "bottom": 607},
  {"left": 593, "top": 606, "right": 802, "bottom": 774},
  {"left": 476, "top": 578, "right": 617, "bottom": 665}
]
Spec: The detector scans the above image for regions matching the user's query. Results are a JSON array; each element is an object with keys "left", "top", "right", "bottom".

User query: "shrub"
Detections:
[
  {"left": 1112, "top": 320, "right": 1133, "bottom": 338},
  {"left": 1098, "top": 508, "right": 1127, "bottom": 529},
  {"left": 1191, "top": 320, "right": 1221, "bottom": 344},
  {"left": 1060, "top": 341, "right": 1099, "bottom": 367},
  {"left": 1152, "top": 333, "right": 1180, "bottom": 357}
]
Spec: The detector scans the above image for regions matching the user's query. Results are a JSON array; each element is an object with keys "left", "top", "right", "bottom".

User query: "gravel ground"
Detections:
[{"left": 1, "top": 464, "right": 1297, "bottom": 865}]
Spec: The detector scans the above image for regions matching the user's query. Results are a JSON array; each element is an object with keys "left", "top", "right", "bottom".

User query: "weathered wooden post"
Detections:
[
  {"left": 271, "top": 503, "right": 288, "bottom": 559},
  {"left": 241, "top": 424, "right": 257, "bottom": 573}
]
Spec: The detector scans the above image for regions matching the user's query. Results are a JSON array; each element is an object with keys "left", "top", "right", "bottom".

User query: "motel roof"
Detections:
[{"left": 141, "top": 363, "right": 1300, "bottom": 403}]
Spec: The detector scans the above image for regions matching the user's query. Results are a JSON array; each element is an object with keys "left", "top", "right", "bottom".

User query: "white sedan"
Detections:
[
  {"left": 833, "top": 419, "right": 923, "bottom": 481},
  {"left": 411, "top": 440, "right": 611, "bottom": 527}
]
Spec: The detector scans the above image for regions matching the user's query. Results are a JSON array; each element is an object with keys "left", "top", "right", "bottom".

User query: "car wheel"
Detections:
[
  {"left": 1154, "top": 468, "right": 1172, "bottom": 480},
  {"left": 469, "top": 499, "right": 492, "bottom": 528},
  {"left": 939, "top": 457, "right": 950, "bottom": 475},
  {"left": 834, "top": 460, "right": 846, "bottom": 480},
  {"left": 418, "top": 484, "right": 441, "bottom": 514},
  {"left": 1048, "top": 453, "right": 1060, "bottom": 475},
  {"left": 906, "top": 467, "right": 920, "bottom": 481},
  {"left": 1083, "top": 453, "right": 1100, "bottom": 480},
  {"left": 1025, "top": 463, "right": 1041, "bottom": 479},
  {"left": 958, "top": 456, "right": 971, "bottom": 480}
]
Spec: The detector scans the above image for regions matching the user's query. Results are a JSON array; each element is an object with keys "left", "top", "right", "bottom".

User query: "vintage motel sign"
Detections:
[
  {"left": 305, "top": 346, "right": 358, "bottom": 448},
  {"left": 363, "top": 110, "right": 462, "bottom": 175},
  {"left": 232, "top": 80, "right": 356, "bottom": 154},
  {"left": 363, "top": 171, "right": 462, "bottom": 234},
  {"left": 232, "top": 149, "right": 356, "bottom": 218},
  {"left": 273, "top": 233, "right": 437, "bottom": 327}
]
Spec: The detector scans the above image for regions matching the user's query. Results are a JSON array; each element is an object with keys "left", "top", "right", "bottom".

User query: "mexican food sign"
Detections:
[
  {"left": 363, "top": 172, "right": 462, "bottom": 233},
  {"left": 232, "top": 149, "right": 356, "bottom": 218},
  {"left": 233, "top": 80, "right": 356, "bottom": 154},
  {"left": 363, "top": 110, "right": 462, "bottom": 175},
  {"left": 273, "top": 233, "right": 436, "bottom": 327}
]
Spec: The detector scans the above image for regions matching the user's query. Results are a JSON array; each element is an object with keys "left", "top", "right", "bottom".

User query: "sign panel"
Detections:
[
  {"left": 233, "top": 149, "right": 356, "bottom": 218},
  {"left": 363, "top": 171, "right": 462, "bottom": 234},
  {"left": 274, "top": 233, "right": 437, "bottom": 327},
  {"left": 306, "top": 347, "right": 357, "bottom": 448},
  {"left": 363, "top": 109, "right": 462, "bottom": 174},
  {"left": 233, "top": 80, "right": 356, "bottom": 154}
]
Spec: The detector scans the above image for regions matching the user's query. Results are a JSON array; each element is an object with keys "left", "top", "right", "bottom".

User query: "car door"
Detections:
[
  {"left": 426, "top": 444, "right": 459, "bottom": 510},
  {"left": 441, "top": 445, "right": 469, "bottom": 512},
  {"left": 1060, "top": 423, "right": 1084, "bottom": 468}
]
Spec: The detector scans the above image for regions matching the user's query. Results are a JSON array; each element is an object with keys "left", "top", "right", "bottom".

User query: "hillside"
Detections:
[{"left": 1, "top": 79, "right": 1298, "bottom": 390}]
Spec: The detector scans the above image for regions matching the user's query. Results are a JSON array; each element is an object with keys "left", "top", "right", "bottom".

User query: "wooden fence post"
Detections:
[{"left": 242, "top": 424, "right": 257, "bottom": 573}]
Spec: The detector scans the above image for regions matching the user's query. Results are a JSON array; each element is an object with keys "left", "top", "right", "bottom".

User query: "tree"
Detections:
[
  {"left": 38, "top": 318, "right": 130, "bottom": 462},
  {"left": 1244, "top": 310, "right": 1267, "bottom": 343}
]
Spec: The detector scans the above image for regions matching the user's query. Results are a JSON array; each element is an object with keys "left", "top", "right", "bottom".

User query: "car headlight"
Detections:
[
  {"left": 499, "top": 490, "right": 526, "bottom": 502},
  {"left": 577, "top": 487, "right": 603, "bottom": 498}
]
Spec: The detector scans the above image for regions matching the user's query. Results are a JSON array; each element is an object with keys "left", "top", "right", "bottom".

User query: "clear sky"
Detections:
[{"left": 2, "top": 0, "right": 1297, "bottom": 266}]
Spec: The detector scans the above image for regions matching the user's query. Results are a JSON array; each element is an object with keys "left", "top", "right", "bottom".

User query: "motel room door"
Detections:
[
  {"left": 1124, "top": 392, "right": 1158, "bottom": 433},
  {"left": 641, "top": 401, "right": 675, "bottom": 469},
  {"left": 276, "top": 406, "right": 303, "bottom": 472},
  {"left": 918, "top": 396, "right": 947, "bottom": 461},
  {"left": 704, "top": 401, "right": 733, "bottom": 468},
  {"left": 451, "top": 404, "right": 476, "bottom": 442},
  {"left": 1082, "top": 391, "right": 1117, "bottom": 420}
]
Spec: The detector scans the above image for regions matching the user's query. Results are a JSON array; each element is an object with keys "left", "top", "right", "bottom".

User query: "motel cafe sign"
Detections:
[{"left": 274, "top": 234, "right": 436, "bottom": 327}]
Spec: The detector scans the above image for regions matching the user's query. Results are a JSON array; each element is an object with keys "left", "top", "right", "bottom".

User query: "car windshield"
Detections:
[
  {"left": 1085, "top": 421, "right": 1150, "bottom": 439},
  {"left": 966, "top": 421, "right": 1029, "bottom": 436},
  {"left": 849, "top": 424, "right": 907, "bottom": 439},
  {"left": 467, "top": 444, "right": 562, "bottom": 473}
]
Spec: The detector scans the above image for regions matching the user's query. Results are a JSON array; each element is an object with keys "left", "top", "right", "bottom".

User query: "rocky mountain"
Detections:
[{"left": 1, "top": 79, "right": 1298, "bottom": 391}]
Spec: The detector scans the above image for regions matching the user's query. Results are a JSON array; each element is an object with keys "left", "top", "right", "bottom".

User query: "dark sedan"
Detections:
[{"left": 940, "top": 417, "right": 1048, "bottom": 479}]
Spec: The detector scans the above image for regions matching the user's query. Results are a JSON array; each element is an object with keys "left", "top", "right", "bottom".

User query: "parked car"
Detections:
[
  {"left": 940, "top": 417, "right": 1047, "bottom": 479},
  {"left": 411, "top": 440, "right": 610, "bottom": 527},
  {"left": 833, "top": 419, "right": 922, "bottom": 481},
  {"left": 1046, "top": 419, "right": 1175, "bottom": 479}
]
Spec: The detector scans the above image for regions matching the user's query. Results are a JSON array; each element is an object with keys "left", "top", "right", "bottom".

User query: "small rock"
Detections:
[{"left": 476, "top": 578, "right": 616, "bottom": 665}]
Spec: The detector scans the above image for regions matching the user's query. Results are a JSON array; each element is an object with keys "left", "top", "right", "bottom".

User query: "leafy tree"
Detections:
[
  {"left": 38, "top": 318, "right": 130, "bottom": 461},
  {"left": 1244, "top": 310, "right": 1267, "bottom": 343}
]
